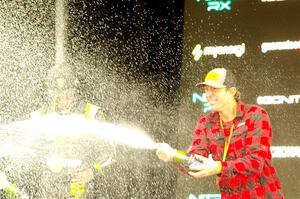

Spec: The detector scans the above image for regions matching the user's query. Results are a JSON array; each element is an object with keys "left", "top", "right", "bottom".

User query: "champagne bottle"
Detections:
[
  {"left": 156, "top": 143, "right": 203, "bottom": 171},
  {"left": 172, "top": 150, "right": 203, "bottom": 171}
]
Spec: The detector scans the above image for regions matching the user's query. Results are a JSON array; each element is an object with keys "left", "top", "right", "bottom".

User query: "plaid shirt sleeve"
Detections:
[
  {"left": 188, "top": 117, "right": 210, "bottom": 157},
  {"left": 221, "top": 106, "right": 272, "bottom": 177}
]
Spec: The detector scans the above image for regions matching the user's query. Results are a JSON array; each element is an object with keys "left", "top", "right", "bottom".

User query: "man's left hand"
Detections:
[{"left": 188, "top": 155, "right": 222, "bottom": 178}]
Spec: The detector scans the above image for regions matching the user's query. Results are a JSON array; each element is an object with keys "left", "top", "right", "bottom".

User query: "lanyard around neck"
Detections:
[{"left": 220, "top": 119, "right": 235, "bottom": 162}]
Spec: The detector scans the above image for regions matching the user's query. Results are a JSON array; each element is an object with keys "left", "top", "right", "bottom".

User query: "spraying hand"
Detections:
[{"left": 155, "top": 143, "right": 176, "bottom": 162}]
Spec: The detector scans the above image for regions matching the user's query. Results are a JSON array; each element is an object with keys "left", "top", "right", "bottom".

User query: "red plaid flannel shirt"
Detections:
[{"left": 188, "top": 102, "right": 284, "bottom": 199}]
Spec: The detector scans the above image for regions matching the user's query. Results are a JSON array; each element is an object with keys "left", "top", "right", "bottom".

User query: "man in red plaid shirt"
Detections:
[{"left": 156, "top": 68, "right": 284, "bottom": 198}]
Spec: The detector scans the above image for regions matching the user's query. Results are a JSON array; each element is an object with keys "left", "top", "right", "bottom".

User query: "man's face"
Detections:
[
  {"left": 54, "top": 90, "right": 74, "bottom": 114},
  {"left": 203, "top": 85, "right": 234, "bottom": 112}
]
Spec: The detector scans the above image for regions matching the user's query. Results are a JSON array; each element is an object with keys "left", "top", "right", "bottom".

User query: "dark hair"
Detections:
[
  {"left": 226, "top": 87, "right": 240, "bottom": 102},
  {"left": 234, "top": 89, "right": 241, "bottom": 102}
]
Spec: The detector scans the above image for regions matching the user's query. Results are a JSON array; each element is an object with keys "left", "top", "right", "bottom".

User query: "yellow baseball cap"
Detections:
[{"left": 196, "top": 68, "right": 236, "bottom": 88}]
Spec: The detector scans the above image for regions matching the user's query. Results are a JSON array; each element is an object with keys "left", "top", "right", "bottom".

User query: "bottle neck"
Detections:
[{"left": 172, "top": 150, "right": 189, "bottom": 162}]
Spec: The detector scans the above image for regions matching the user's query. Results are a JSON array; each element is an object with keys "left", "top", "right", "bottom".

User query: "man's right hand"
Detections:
[{"left": 156, "top": 143, "right": 176, "bottom": 162}]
